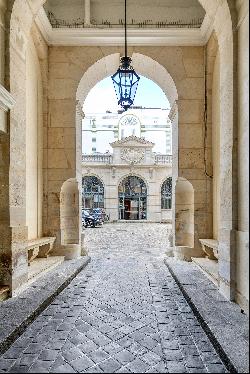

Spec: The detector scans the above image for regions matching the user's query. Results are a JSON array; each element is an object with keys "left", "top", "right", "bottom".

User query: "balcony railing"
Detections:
[
  {"left": 82, "top": 154, "right": 113, "bottom": 164},
  {"left": 155, "top": 155, "right": 173, "bottom": 164},
  {"left": 82, "top": 154, "right": 172, "bottom": 165}
]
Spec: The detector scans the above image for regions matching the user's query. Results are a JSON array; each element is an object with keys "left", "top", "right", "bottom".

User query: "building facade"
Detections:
[
  {"left": 82, "top": 108, "right": 172, "bottom": 155},
  {"left": 82, "top": 136, "right": 172, "bottom": 222}
]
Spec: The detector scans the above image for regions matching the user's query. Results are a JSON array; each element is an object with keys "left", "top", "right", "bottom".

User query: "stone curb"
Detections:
[
  {"left": 164, "top": 258, "right": 249, "bottom": 373},
  {"left": 0, "top": 256, "right": 91, "bottom": 356}
]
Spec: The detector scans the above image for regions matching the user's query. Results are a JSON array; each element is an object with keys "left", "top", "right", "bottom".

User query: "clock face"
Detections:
[
  {"left": 119, "top": 114, "right": 141, "bottom": 138},
  {"left": 120, "top": 115, "right": 140, "bottom": 127}
]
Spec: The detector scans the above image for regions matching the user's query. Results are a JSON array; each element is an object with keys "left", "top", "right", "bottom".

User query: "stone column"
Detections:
[
  {"left": 176, "top": 43, "right": 214, "bottom": 258},
  {"left": 169, "top": 101, "right": 178, "bottom": 246},
  {"left": 0, "top": 86, "right": 15, "bottom": 288},
  {"left": 0, "top": 0, "right": 7, "bottom": 86},
  {"left": 76, "top": 101, "right": 84, "bottom": 183},
  {"left": 84, "top": 0, "right": 91, "bottom": 27},
  {"left": 76, "top": 101, "right": 85, "bottom": 253}
]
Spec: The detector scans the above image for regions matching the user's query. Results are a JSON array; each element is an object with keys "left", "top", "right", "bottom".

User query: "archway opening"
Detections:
[
  {"left": 79, "top": 55, "right": 176, "bottom": 224},
  {"left": 82, "top": 74, "right": 171, "bottom": 155},
  {"left": 118, "top": 176, "right": 147, "bottom": 221}
]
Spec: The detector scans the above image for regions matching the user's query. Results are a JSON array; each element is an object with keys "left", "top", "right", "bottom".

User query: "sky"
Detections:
[{"left": 83, "top": 75, "right": 170, "bottom": 113}]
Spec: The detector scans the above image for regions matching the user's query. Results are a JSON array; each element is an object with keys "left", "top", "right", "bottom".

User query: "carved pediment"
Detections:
[
  {"left": 121, "top": 148, "right": 145, "bottom": 165},
  {"left": 111, "top": 136, "right": 154, "bottom": 149}
]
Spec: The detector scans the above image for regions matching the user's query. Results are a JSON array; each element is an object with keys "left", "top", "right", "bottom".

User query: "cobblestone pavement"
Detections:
[{"left": 0, "top": 223, "right": 227, "bottom": 373}]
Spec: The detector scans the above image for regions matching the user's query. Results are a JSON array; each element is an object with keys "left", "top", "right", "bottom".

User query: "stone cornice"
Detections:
[
  {"left": 200, "top": 13, "right": 215, "bottom": 44},
  {"left": 35, "top": 7, "right": 214, "bottom": 47},
  {"left": 0, "top": 85, "right": 15, "bottom": 112}
]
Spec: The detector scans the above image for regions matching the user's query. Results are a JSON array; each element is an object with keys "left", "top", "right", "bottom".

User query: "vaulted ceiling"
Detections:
[
  {"left": 44, "top": 0, "right": 205, "bottom": 29},
  {"left": 36, "top": 0, "right": 210, "bottom": 46}
]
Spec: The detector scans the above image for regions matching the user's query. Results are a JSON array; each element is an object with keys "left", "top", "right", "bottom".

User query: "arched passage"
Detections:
[{"left": 5, "top": 0, "right": 238, "bottom": 300}]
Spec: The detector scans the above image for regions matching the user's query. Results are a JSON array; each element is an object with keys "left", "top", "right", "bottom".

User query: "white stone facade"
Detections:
[{"left": 82, "top": 136, "right": 172, "bottom": 223}]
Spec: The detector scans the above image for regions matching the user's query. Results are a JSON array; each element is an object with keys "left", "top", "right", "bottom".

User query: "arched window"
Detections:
[
  {"left": 161, "top": 178, "right": 172, "bottom": 209},
  {"left": 82, "top": 176, "right": 104, "bottom": 210}
]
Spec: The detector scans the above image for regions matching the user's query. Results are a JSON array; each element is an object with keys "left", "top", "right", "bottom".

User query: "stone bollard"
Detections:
[
  {"left": 81, "top": 232, "right": 88, "bottom": 256},
  {"left": 60, "top": 244, "right": 81, "bottom": 260},
  {"left": 173, "top": 246, "right": 197, "bottom": 262},
  {"left": 165, "top": 231, "right": 174, "bottom": 257}
]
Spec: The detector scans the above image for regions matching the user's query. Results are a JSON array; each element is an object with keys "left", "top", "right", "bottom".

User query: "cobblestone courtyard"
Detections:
[{"left": 0, "top": 223, "right": 227, "bottom": 373}]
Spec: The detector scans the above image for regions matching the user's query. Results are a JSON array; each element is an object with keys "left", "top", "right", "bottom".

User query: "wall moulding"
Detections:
[
  {"left": 236, "top": 0, "right": 249, "bottom": 29},
  {"left": 0, "top": 85, "right": 15, "bottom": 113}
]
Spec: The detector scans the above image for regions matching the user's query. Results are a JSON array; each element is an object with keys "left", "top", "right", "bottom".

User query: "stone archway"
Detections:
[{"left": 6, "top": 0, "right": 237, "bottom": 299}]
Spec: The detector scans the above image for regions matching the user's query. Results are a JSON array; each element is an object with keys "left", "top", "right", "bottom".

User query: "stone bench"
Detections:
[
  {"left": 199, "top": 239, "right": 219, "bottom": 260},
  {"left": 0, "top": 286, "right": 9, "bottom": 302},
  {"left": 27, "top": 237, "right": 56, "bottom": 265}
]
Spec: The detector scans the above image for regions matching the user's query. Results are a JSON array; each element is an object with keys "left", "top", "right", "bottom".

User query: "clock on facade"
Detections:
[{"left": 118, "top": 114, "right": 141, "bottom": 139}]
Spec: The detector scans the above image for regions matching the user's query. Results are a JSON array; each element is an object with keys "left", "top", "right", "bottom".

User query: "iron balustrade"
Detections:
[
  {"left": 82, "top": 154, "right": 172, "bottom": 165},
  {"left": 154, "top": 155, "right": 172, "bottom": 164},
  {"left": 82, "top": 154, "right": 113, "bottom": 164}
]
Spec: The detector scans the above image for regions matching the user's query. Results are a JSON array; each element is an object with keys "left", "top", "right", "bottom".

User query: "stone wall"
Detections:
[
  {"left": 47, "top": 45, "right": 210, "bottom": 256},
  {"left": 236, "top": 0, "right": 249, "bottom": 312}
]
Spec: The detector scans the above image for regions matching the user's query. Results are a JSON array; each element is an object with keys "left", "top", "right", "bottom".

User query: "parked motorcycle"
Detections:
[{"left": 82, "top": 210, "right": 97, "bottom": 228}]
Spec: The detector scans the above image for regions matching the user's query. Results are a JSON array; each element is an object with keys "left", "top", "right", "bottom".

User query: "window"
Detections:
[
  {"left": 82, "top": 176, "right": 104, "bottom": 210},
  {"left": 92, "top": 147, "right": 97, "bottom": 153},
  {"left": 92, "top": 138, "right": 96, "bottom": 142},
  {"left": 161, "top": 177, "right": 172, "bottom": 209}
]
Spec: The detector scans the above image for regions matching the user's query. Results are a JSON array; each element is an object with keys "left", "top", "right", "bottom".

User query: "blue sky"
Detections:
[{"left": 83, "top": 75, "right": 170, "bottom": 113}]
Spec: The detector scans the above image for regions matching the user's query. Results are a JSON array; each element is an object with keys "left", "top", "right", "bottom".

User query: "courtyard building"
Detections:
[
  {"left": 0, "top": 0, "right": 249, "bottom": 372},
  {"left": 82, "top": 106, "right": 172, "bottom": 155},
  {"left": 82, "top": 136, "right": 172, "bottom": 223}
]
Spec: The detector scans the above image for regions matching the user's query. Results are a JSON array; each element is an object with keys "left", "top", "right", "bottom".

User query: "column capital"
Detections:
[
  {"left": 76, "top": 100, "right": 85, "bottom": 119},
  {"left": 169, "top": 100, "right": 178, "bottom": 123},
  {"left": 0, "top": 0, "right": 7, "bottom": 28}
]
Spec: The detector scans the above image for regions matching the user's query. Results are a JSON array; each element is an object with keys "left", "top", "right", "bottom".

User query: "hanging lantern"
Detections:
[
  {"left": 112, "top": 0, "right": 140, "bottom": 111},
  {"left": 112, "top": 56, "right": 140, "bottom": 112}
]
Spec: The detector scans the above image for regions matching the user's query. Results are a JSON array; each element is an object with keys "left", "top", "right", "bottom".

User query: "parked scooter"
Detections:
[{"left": 82, "top": 210, "right": 97, "bottom": 228}]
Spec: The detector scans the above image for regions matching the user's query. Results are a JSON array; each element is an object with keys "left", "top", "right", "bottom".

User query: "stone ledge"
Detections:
[
  {"left": 0, "top": 256, "right": 91, "bottom": 356},
  {"left": 164, "top": 258, "right": 249, "bottom": 374}
]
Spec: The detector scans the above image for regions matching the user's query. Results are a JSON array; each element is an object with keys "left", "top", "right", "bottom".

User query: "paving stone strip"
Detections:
[
  {"left": 165, "top": 258, "right": 249, "bottom": 373},
  {"left": 0, "top": 257, "right": 91, "bottom": 356},
  {"left": 0, "top": 224, "right": 228, "bottom": 373}
]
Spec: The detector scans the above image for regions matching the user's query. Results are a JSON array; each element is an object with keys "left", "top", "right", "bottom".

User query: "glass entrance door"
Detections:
[{"left": 118, "top": 176, "right": 147, "bottom": 220}]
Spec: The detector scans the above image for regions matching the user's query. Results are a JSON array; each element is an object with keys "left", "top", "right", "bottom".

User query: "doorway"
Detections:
[{"left": 119, "top": 176, "right": 147, "bottom": 221}]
